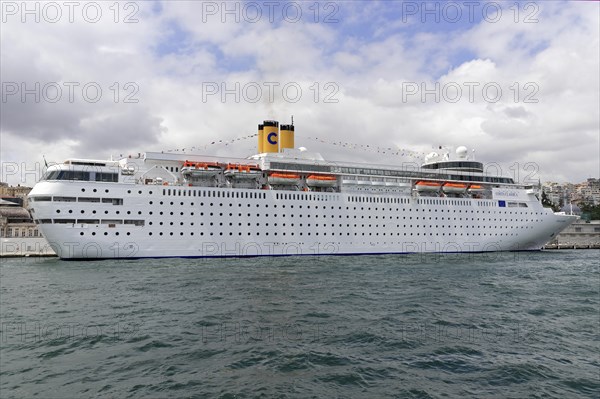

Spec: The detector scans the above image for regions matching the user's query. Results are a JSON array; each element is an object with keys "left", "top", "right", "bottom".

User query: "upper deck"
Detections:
[{"left": 36, "top": 119, "right": 522, "bottom": 202}]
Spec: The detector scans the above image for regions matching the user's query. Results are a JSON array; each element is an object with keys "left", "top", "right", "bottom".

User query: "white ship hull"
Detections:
[{"left": 29, "top": 181, "right": 577, "bottom": 260}]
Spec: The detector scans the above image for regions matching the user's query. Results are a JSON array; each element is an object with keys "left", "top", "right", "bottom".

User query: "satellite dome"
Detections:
[{"left": 456, "top": 146, "right": 468, "bottom": 158}]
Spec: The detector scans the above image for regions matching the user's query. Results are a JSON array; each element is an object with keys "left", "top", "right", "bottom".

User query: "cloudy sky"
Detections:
[{"left": 1, "top": 0, "right": 598, "bottom": 186}]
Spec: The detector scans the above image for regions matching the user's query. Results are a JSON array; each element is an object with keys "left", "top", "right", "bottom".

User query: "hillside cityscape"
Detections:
[{"left": 541, "top": 178, "right": 600, "bottom": 218}]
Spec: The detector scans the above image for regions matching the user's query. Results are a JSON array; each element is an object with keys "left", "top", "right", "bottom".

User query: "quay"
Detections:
[{"left": 544, "top": 243, "right": 600, "bottom": 250}]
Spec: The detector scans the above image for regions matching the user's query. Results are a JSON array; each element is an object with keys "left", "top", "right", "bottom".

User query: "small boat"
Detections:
[
  {"left": 468, "top": 184, "right": 486, "bottom": 193},
  {"left": 306, "top": 174, "right": 337, "bottom": 187},
  {"left": 181, "top": 161, "right": 222, "bottom": 177},
  {"left": 443, "top": 182, "right": 468, "bottom": 194},
  {"left": 224, "top": 163, "right": 262, "bottom": 179},
  {"left": 268, "top": 172, "right": 301, "bottom": 185},
  {"left": 415, "top": 181, "right": 441, "bottom": 192}
]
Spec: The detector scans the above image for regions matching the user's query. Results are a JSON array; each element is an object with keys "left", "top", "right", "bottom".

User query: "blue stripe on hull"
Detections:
[{"left": 60, "top": 249, "right": 543, "bottom": 261}]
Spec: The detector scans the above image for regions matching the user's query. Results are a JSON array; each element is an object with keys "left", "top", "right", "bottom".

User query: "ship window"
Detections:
[
  {"left": 31, "top": 196, "right": 52, "bottom": 202},
  {"left": 54, "top": 196, "right": 77, "bottom": 202},
  {"left": 101, "top": 198, "right": 123, "bottom": 205},
  {"left": 78, "top": 219, "right": 100, "bottom": 224},
  {"left": 124, "top": 220, "right": 145, "bottom": 226},
  {"left": 95, "top": 172, "right": 118, "bottom": 182},
  {"left": 46, "top": 170, "right": 90, "bottom": 181},
  {"left": 102, "top": 219, "right": 122, "bottom": 224}
]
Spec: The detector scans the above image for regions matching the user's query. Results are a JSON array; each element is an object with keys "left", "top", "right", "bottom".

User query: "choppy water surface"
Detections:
[{"left": 1, "top": 250, "right": 598, "bottom": 398}]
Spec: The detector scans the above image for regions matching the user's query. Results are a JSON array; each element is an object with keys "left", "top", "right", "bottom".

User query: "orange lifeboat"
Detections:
[
  {"left": 224, "top": 163, "right": 262, "bottom": 179},
  {"left": 442, "top": 182, "right": 468, "bottom": 194},
  {"left": 194, "top": 162, "right": 220, "bottom": 169},
  {"left": 415, "top": 181, "right": 442, "bottom": 192},
  {"left": 468, "top": 184, "right": 485, "bottom": 193},
  {"left": 306, "top": 174, "right": 337, "bottom": 187},
  {"left": 268, "top": 172, "right": 301, "bottom": 185},
  {"left": 181, "top": 161, "right": 222, "bottom": 177}
]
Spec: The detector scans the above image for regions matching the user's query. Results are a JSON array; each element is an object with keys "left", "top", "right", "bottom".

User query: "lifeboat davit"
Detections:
[
  {"left": 268, "top": 172, "right": 301, "bottom": 185},
  {"left": 415, "top": 181, "right": 442, "bottom": 192},
  {"left": 442, "top": 182, "right": 468, "bottom": 194},
  {"left": 306, "top": 174, "right": 337, "bottom": 187}
]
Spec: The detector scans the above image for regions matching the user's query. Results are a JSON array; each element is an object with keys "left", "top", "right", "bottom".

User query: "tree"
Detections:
[
  {"left": 541, "top": 191, "right": 559, "bottom": 212},
  {"left": 579, "top": 202, "right": 600, "bottom": 220}
]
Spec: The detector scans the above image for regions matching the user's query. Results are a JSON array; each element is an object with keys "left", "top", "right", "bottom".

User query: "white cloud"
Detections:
[{"left": 1, "top": 0, "right": 598, "bottom": 187}]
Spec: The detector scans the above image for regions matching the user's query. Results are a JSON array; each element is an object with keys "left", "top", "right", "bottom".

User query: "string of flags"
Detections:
[
  {"left": 162, "top": 133, "right": 427, "bottom": 160},
  {"left": 300, "top": 136, "right": 428, "bottom": 159},
  {"left": 164, "top": 133, "right": 258, "bottom": 153}
]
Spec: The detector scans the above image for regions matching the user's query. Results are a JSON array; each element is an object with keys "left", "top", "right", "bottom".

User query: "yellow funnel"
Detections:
[
  {"left": 262, "top": 120, "right": 279, "bottom": 153},
  {"left": 258, "top": 124, "right": 264, "bottom": 153},
  {"left": 279, "top": 124, "right": 294, "bottom": 151}
]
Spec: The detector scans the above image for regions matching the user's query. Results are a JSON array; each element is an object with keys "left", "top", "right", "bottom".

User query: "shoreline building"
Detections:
[{"left": 0, "top": 184, "right": 55, "bottom": 257}]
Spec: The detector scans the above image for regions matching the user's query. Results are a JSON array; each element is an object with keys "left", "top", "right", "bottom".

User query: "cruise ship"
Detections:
[{"left": 27, "top": 120, "right": 578, "bottom": 259}]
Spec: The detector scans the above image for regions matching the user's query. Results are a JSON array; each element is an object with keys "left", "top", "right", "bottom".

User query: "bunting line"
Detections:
[{"left": 161, "top": 133, "right": 427, "bottom": 160}]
